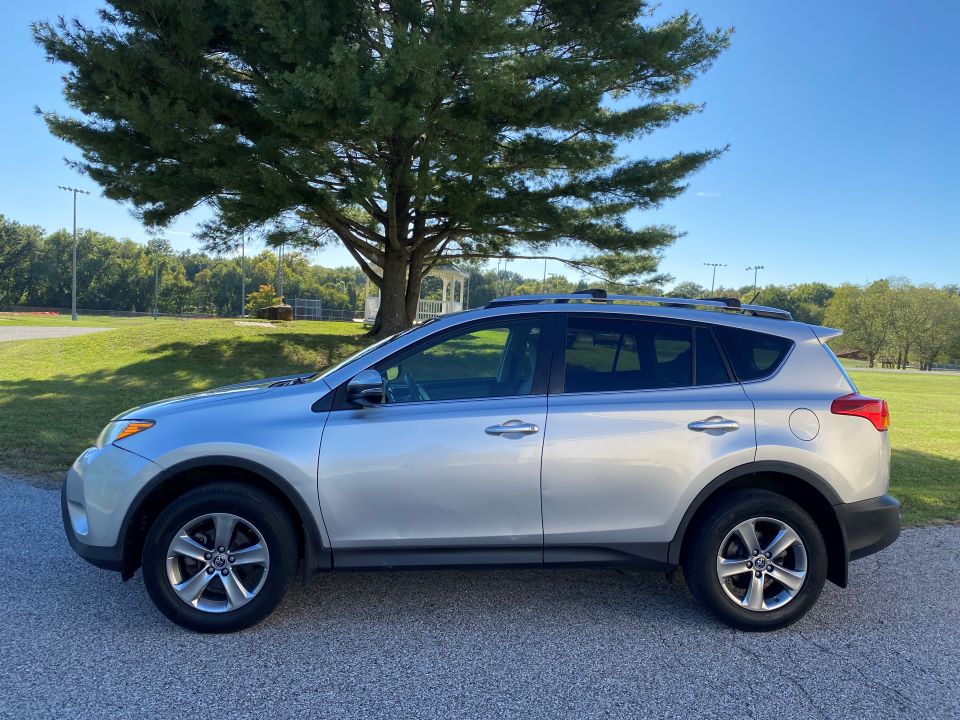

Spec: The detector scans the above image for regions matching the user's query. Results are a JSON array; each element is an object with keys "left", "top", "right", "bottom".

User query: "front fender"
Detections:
[{"left": 117, "top": 450, "right": 332, "bottom": 580}]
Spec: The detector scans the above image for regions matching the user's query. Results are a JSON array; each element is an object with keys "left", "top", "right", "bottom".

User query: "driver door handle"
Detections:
[
  {"left": 687, "top": 417, "right": 740, "bottom": 432},
  {"left": 485, "top": 419, "right": 540, "bottom": 436}
]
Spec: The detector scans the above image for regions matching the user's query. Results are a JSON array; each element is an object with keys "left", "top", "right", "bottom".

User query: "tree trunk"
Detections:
[
  {"left": 405, "top": 250, "right": 426, "bottom": 328},
  {"left": 369, "top": 248, "right": 426, "bottom": 338},
  {"left": 370, "top": 250, "right": 408, "bottom": 337},
  {"left": 868, "top": 353, "right": 876, "bottom": 368}
]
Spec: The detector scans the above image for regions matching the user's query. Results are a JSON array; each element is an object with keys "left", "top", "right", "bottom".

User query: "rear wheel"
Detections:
[
  {"left": 142, "top": 483, "right": 297, "bottom": 633},
  {"left": 684, "top": 489, "right": 827, "bottom": 631}
]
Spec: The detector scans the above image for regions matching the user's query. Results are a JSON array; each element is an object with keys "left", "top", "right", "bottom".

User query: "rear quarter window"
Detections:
[{"left": 714, "top": 326, "right": 794, "bottom": 382}]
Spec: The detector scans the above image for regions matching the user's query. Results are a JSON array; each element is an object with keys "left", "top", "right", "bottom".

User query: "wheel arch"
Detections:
[
  {"left": 118, "top": 456, "right": 331, "bottom": 581},
  {"left": 669, "top": 461, "right": 849, "bottom": 587}
]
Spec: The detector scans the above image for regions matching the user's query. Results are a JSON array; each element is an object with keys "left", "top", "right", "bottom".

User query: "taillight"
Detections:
[{"left": 831, "top": 393, "right": 890, "bottom": 431}]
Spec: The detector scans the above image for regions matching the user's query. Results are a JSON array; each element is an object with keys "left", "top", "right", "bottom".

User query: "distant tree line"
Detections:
[
  {"left": 3, "top": 215, "right": 958, "bottom": 366},
  {"left": 463, "top": 270, "right": 960, "bottom": 368},
  {"left": 0, "top": 215, "right": 365, "bottom": 316},
  {"left": 658, "top": 277, "right": 960, "bottom": 368},
  {"left": 823, "top": 280, "right": 960, "bottom": 369}
]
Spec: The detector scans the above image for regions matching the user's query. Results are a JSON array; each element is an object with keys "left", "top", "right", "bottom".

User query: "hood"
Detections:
[{"left": 115, "top": 372, "right": 318, "bottom": 419}]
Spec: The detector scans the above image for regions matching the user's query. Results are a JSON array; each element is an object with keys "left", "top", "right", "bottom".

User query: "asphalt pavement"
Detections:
[
  {"left": 1, "top": 473, "right": 957, "bottom": 720},
  {"left": 0, "top": 326, "right": 112, "bottom": 342}
]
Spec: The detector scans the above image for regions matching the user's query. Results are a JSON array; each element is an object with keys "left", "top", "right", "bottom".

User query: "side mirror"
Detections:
[{"left": 346, "top": 369, "right": 384, "bottom": 407}]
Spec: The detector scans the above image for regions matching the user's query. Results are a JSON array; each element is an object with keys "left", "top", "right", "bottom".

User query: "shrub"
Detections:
[{"left": 246, "top": 284, "right": 281, "bottom": 314}]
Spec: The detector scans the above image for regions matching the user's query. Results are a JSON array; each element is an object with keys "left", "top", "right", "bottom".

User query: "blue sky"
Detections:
[{"left": 1, "top": 1, "right": 957, "bottom": 289}]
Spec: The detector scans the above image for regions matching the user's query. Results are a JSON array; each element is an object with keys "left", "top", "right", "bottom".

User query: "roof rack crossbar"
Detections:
[{"left": 484, "top": 293, "right": 792, "bottom": 320}]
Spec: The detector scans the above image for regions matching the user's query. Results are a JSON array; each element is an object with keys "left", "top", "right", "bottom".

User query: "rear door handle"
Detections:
[
  {"left": 485, "top": 419, "right": 540, "bottom": 436},
  {"left": 688, "top": 417, "right": 740, "bottom": 432}
]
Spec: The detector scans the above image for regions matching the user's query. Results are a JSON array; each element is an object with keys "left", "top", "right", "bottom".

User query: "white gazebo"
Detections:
[{"left": 363, "top": 264, "right": 469, "bottom": 325}]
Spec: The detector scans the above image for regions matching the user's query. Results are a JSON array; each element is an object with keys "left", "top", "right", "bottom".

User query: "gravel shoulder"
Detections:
[
  {"left": 0, "top": 326, "right": 112, "bottom": 342},
  {"left": 1, "top": 473, "right": 958, "bottom": 720}
]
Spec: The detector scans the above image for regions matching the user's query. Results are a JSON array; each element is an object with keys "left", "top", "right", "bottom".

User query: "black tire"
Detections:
[
  {"left": 684, "top": 489, "right": 827, "bottom": 632},
  {"left": 142, "top": 482, "right": 297, "bottom": 633}
]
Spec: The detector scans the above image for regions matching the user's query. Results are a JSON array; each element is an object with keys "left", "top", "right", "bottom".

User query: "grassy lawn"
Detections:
[
  {"left": 838, "top": 357, "right": 871, "bottom": 369},
  {"left": 849, "top": 370, "right": 960, "bottom": 526},
  {"left": 0, "top": 314, "right": 956, "bottom": 526},
  {"left": 0, "top": 316, "right": 367, "bottom": 477}
]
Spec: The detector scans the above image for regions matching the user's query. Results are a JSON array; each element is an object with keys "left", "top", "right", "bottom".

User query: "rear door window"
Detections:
[
  {"left": 562, "top": 317, "right": 693, "bottom": 393},
  {"left": 713, "top": 326, "right": 794, "bottom": 381}
]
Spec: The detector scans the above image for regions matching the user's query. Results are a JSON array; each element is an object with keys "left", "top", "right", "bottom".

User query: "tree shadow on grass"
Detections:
[
  {"left": 890, "top": 449, "right": 960, "bottom": 526},
  {"left": 0, "top": 332, "right": 369, "bottom": 478}
]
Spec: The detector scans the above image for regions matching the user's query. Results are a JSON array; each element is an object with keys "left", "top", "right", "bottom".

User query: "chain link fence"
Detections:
[{"left": 0, "top": 306, "right": 218, "bottom": 319}]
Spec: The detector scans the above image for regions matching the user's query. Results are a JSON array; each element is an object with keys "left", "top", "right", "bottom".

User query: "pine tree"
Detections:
[{"left": 36, "top": 1, "right": 729, "bottom": 335}]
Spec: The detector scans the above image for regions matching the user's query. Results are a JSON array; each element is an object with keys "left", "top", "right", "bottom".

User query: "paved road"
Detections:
[
  {"left": 1, "top": 474, "right": 957, "bottom": 720},
  {"left": 0, "top": 326, "right": 112, "bottom": 342}
]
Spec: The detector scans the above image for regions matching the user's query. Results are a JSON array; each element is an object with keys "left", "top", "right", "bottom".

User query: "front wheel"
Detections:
[
  {"left": 142, "top": 483, "right": 297, "bottom": 633},
  {"left": 684, "top": 489, "right": 827, "bottom": 631}
]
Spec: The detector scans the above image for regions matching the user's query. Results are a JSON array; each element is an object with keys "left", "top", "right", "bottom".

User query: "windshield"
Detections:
[{"left": 313, "top": 319, "right": 439, "bottom": 381}]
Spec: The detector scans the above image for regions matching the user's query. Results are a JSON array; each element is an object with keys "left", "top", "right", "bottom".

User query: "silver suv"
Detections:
[{"left": 63, "top": 292, "right": 900, "bottom": 633}]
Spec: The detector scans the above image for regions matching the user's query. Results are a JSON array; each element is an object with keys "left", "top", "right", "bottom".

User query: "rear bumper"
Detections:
[{"left": 836, "top": 494, "right": 901, "bottom": 562}]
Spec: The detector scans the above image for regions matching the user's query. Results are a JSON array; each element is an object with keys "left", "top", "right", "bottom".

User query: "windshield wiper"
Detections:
[{"left": 268, "top": 373, "right": 317, "bottom": 388}]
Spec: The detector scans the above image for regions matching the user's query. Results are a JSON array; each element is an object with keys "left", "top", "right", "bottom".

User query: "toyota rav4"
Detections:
[{"left": 63, "top": 292, "right": 900, "bottom": 632}]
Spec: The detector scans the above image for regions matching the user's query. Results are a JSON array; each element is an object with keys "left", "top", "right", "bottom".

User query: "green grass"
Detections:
[
  {"left": 0, "top": 315, "right": 956, "bottom": 526},
  {"left": 838, "top": 357, "right": 871, "bottom": 369},
  {"left": 0, "top": 316, "right": 367, "bottom": 477},
  {"left": 849, "top": 370, "right": 960, "bottom": 526}
]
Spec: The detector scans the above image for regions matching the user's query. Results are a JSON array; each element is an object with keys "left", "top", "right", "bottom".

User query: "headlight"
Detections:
[{"left": 96, "top": 420, "right": 155, "bottom": 448}]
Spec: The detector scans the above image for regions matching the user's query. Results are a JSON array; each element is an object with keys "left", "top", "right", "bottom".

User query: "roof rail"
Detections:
[{"left": 485, "top": 289, "right": 792, "bottom": 320}]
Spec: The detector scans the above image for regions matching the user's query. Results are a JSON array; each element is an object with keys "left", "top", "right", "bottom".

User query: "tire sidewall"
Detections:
[
  {"left": 142, "top": 484, "right": 297, "bottom": 633},
  {"left": 690, "top": 492, "right": 827, "bottom": 631}
]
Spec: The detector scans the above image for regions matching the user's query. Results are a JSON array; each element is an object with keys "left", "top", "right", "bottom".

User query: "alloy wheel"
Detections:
[
  {"left": 715, "top": 516, "right": 807, "bottom": 612},
  {"left": 164, "top": 513, "right": 270, "bottom": 613}
]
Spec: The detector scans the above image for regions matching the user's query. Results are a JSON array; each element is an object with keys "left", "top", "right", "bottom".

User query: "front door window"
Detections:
[{"left": 379, "top": 318, "right": 543, "bottom": 403}]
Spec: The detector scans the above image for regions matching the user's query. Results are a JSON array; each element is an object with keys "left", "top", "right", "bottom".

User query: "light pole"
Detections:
[
  {"left": 746, "top": 265, "right": 765, "bottom": 293},
  {"left": 153, "top": 258, "right": 160, "bottom": 319},
  {"left": 703, "top": 262, "right": 726, "bottom": 294},
  {"left": 240, "top": 233, "right": 246, "bottom": 317},
  {"left": 277, "top": 243, "right": 285, "bottom": 300},
  {"left": 58, "top": 186, "right": 90, "bottom": 321}
]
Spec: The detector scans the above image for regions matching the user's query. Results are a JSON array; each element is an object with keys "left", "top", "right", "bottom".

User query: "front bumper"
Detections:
[
  {"left": 62, "top": 443, "right": 163, "bottom": 574},
  {"left": 62, "top": 483, "right": 124, "bottom": 571},
  {"left": 836, "top": 494, "right": 901, "bottom": 562}
]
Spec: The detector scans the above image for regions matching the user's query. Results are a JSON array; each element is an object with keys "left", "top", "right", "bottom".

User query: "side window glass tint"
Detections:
[
  {"left": 402, "top": 327, "right": 510, "bottom": 380},
  {"left": 562, "top": 318, "right": 692, "bottom": 393},
  {"left": 564, "top": 326, "right": 622, "bottom": 375},
  {"left": 714, "top": 326, "right": 794, "bottom": 381},
  {"left": 695, "top": 328, "right": 731, "bottom": 385},
  {"left": 378, "top": 319, "right": 542, "bottom": 403}
]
